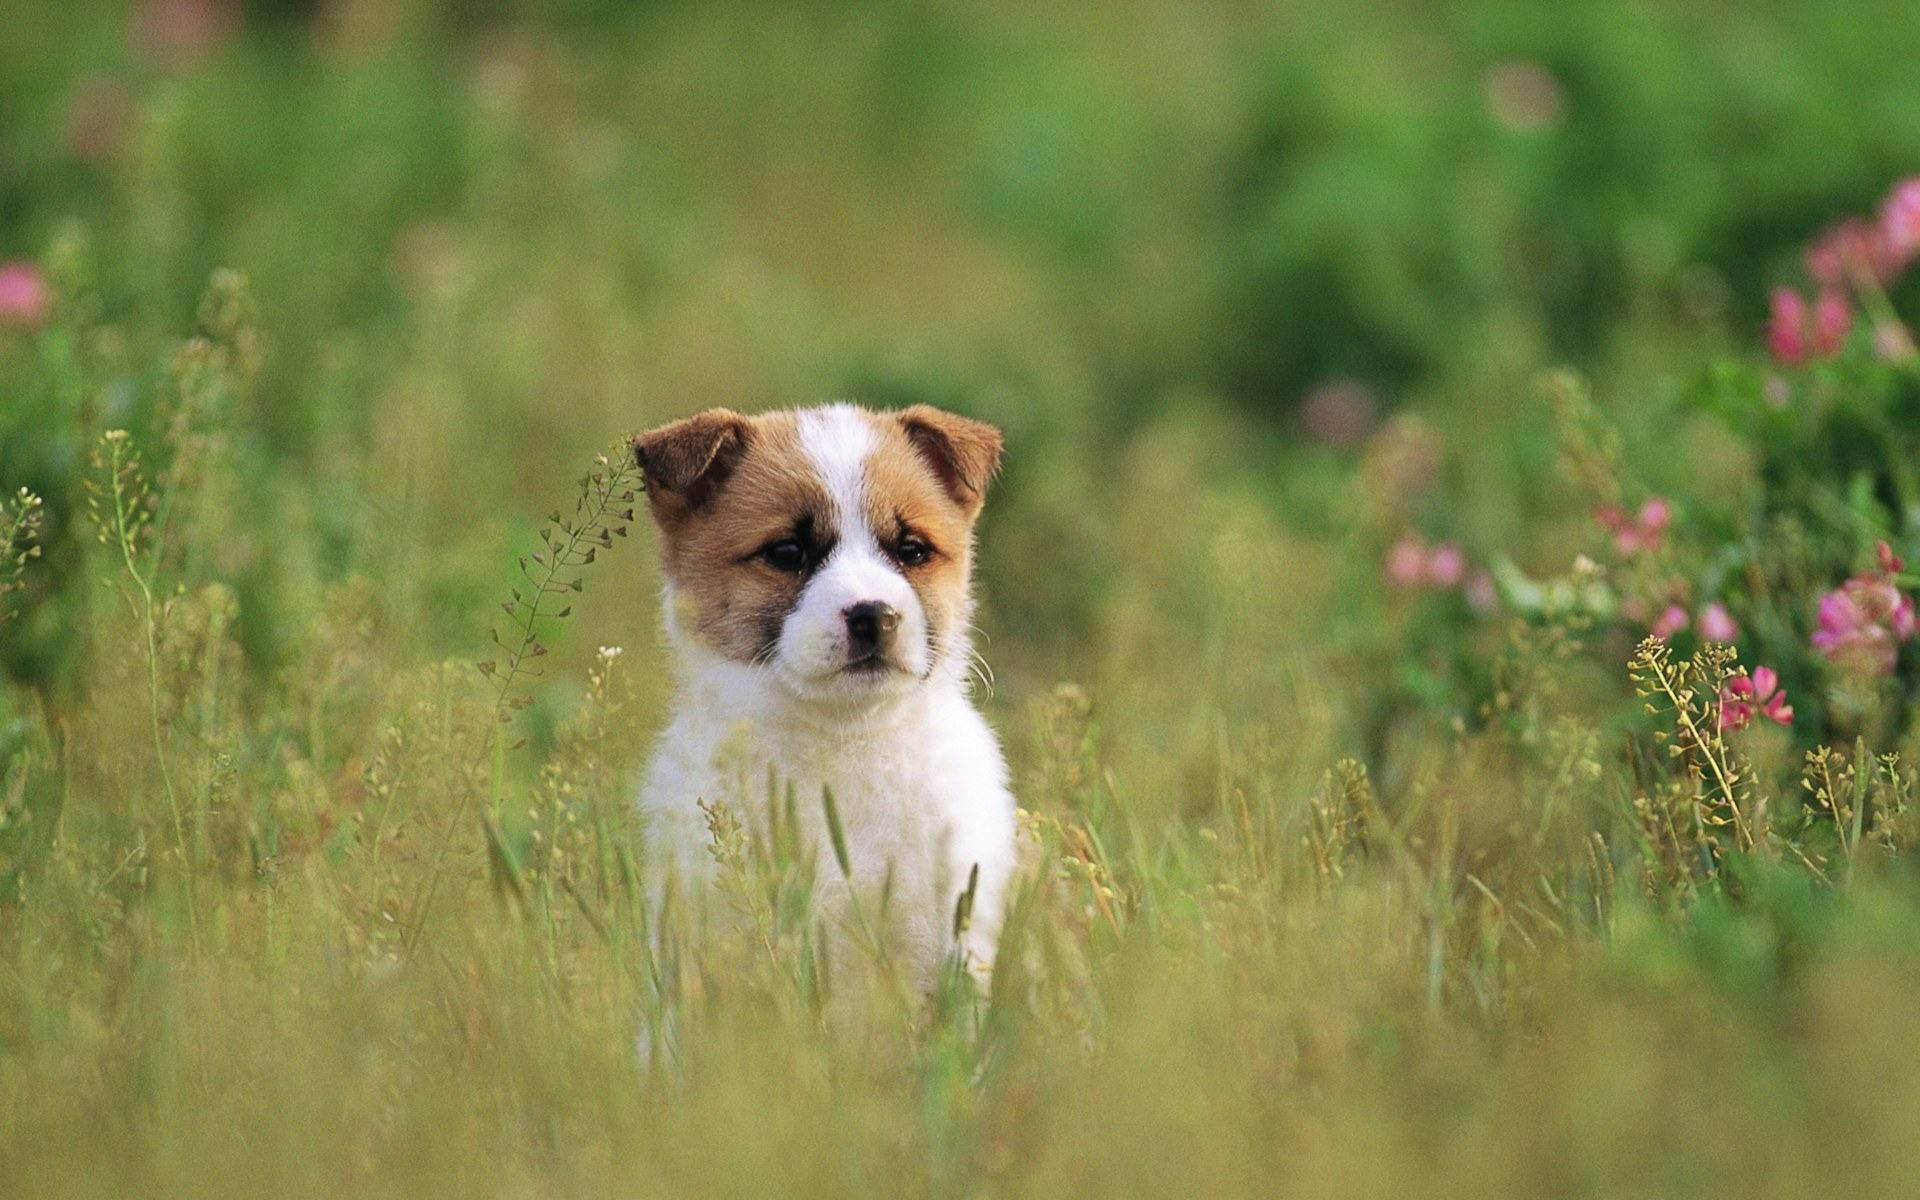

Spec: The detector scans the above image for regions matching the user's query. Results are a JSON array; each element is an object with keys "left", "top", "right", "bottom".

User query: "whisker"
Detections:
[{"left": 959, "top": 623, "right": 996, "bottom": 695}]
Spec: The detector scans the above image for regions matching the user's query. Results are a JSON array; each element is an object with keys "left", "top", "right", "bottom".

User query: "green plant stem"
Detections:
[
  {"left": 110, "top": 439, "right": 197, "bottom": 945},
  {"left": 401, "top": 454, "right": 634, "bottom": 956}
]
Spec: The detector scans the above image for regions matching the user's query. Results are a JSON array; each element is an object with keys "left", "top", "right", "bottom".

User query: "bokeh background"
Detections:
[
  {"left": 9, "top": 2, "right": 1920, "bottom": 1196},
  {"left": 12, "top": 0, "right": 1920, "bottom": 766}
]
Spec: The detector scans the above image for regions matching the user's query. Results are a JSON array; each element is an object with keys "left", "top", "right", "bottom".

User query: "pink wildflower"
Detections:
[
  {"left": 1425, "top": 541, "right": 1466, "bottom": 588},
  {"left": 1385, "top": 536, "right": 1428, "bottom": 588},
  {"left": 0, "top": 262, "right": 49, "bottom": 329},
  {"left": 1638, "top": 497, "right": 1671, "bottom": 533},
  {"left": 1811, "top": 289, "right": 1852, "bottom": 355},
  {"left": 1811, "top": 549, "right": 1917, "bottom": 675},
  {"left": 1596, "top": 497, "right": 1671, "bottom": 557},
  {"left": 1768, "top": 287, "right": 1810, "bottom": 365},
  {"left": 1384, "top": 533, "right": 1485, "bottom": 602},
  {"left": 1720, "top": 666, "right": 1793, "bottom": 731},
  {"left": 1651, "top": 604, "right": 1690, "bottom": 640},
  {"left": 1806, "top": 218, "right": 1896, "bottom": 287},
  {"left": 1698, "top": 602, "right": 1740, "bottom": 643},
  {"left": 1881, "top": 176, "right": 1920, "bottom": 268},
  {"left": 1769, "top": 285, "right": 1854, "bottom": 365}
]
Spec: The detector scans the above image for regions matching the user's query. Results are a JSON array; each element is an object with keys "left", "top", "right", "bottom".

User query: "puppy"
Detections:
[{"left": 632, "top": 403, "right": 1015, "bottom": 984}]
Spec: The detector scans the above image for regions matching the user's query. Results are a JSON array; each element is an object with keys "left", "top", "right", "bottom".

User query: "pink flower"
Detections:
[
  {"left": 1881, "top": 176, "right": 1920, "bottom": 268},
  {"left": 1596, "top": 497, "right": 1672, "bottom": 556},
  {"left": 1768, "top": 287, "right": 1810, "bottom": 366},
  {"left": 1698, "top": 602, "right": 1740, "bottom": 643},
  {"left": 1807, "top": 218, "right": 1896, "bottom": 287},
  {"left": 1425, "top": 541, "right": 1466, "bottom": 588},
  {"left": 0, "top": 262, "right": 49, "bottom": 329},
  {"left": 1651, "top": 604, "right": 1690, "bottom": 640},
  {"left": 1385, "top": 534, "right": 1485, "bottom": 600},
  {"left": 1878, "top": 540, "right": 1905, "bottom": 575},
  {"left": 1812, "top": 557, "right": 1917, "bottom": 676},
  {"left": 1637, "top": 497, "right": 1671, "bottom": 534},
  {"left": 1720, "top": 666, "right": 1793, "bottom": 731},
  {"left": 1385, "top": 536, "right": 1428, "bottom": 588},
  {"left": 1811, "top": 289, "right": 1852, "bottom": 355},
  {"left": 1769, "top": 285, "right": 1853, "bottom": 365}
]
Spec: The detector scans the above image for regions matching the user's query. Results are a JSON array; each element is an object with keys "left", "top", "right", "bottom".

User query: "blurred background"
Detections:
[{"left": 6, "top": 0, "right": 1920, "bottom": 803}]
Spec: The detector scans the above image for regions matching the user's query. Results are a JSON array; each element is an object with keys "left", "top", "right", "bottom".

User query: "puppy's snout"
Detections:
[{"left": 844, "top": 601, "right": 901, "bottom": 656}]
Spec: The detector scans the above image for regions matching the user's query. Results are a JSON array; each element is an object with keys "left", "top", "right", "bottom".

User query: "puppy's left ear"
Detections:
[
  {"left": 631, "top": 408, "right": 752, "bottom": 525},
  {"left": 896, "top": 405, "right": 1003, "bottom": 518}
]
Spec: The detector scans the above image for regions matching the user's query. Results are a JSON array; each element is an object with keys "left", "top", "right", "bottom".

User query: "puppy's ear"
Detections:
[
  {"left": 632, "top": 408, "right": 751, "bottom": 522},
  {"left": 896, "top": 405, "right": 1003, "bottom": 518}
]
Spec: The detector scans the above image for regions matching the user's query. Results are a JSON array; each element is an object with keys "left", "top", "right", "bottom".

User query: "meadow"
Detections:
[{"left": 8, "top": 1, "right": 1920, "bottom": 1195}]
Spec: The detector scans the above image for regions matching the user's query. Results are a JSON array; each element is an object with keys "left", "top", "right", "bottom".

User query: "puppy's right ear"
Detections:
[{"left": 631, "top": 408, "right": 751, "bottom": 523}]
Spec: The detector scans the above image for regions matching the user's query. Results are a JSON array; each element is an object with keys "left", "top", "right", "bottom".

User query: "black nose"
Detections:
[{"left": 844, "top": 601, "right": 901, "bottom": 655}]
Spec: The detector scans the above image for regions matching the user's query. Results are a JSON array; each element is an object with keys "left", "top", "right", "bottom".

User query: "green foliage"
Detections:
[{"left": 7, "top": 3, "right": 1920, "bottom": 1197}]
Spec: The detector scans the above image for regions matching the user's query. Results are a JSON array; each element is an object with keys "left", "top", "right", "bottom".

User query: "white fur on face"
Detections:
[{"left": 772, "top": 405, "right": 932, "bottom": 697}]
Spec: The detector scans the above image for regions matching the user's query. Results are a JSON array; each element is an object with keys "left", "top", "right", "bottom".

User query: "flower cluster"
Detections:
[
  {"left": 1593, "top": 497, "right": 1670, "bottom": 557},
  {"left": 1773, "top": 176, "right": 1920, "bottom": 366},
  {"left": 1383, "top": 533, "right": 1496, "bottom": 613},
  {"left": 1767, "top": 286, "right": 1850, "bottom": 366},
  {"left": 0, "top": 261, "right": 48, "bottom": 330},
  {"left": 1806, "top": 177, "right": 1920, "bottom": 286},
  {"left": 1648, "top": 601, "right": 1740, "bottom": 643},
  {"left": 1811, "top": 542, "right": 1916, "bottom": 676},
  {"left": 1719, "top": 666, "right": 1793, "bottom": 731}
]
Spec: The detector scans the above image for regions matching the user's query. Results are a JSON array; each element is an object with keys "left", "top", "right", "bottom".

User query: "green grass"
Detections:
[{"left": 7, "top": 2, "right": 1920, "bottom": 1196}]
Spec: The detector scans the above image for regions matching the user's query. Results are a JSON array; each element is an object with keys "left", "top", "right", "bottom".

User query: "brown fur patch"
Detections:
[
  {"left": 632, "top": 409, "right": 752, "bottom": 521},
  {"left": 896, "top": 404, "right": 1004, "bottom": 517},
  {"left": 864, "top": 413, "right": 993, "bottom": 666},
  {"left": 640, "top": 410, "right": 834, "bottom": 662}
]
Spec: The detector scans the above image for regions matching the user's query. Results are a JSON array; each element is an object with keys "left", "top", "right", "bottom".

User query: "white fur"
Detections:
[
  {"left": 638, "top": 406, "right": 1016, "bottom": 984},
  {"left": 772, "top": 406, "right": 934, "bottom": 688}
]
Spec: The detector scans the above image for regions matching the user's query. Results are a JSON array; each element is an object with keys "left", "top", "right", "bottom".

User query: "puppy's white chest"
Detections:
[{"left": 639, "top": 684, "right": 1015, "bottom": 977}]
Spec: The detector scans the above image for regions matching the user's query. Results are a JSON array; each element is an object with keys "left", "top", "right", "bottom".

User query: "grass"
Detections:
[{"left": 6, "top": 2, "right": 1920, "bottom": 1197}]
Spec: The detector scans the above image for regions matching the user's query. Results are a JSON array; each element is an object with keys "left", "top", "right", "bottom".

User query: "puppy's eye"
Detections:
[
  {"left": 895, "top": 536, "right": 933, "bottom": 568},
  {"left": 760, "top": 539, "right": 808, "bottom": 573}
]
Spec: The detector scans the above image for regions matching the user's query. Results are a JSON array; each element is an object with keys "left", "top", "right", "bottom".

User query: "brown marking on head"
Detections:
[
  {"left": 634, "top": 409, "right": 833, "bottom": 662},
  {"left": 896, "top": 404, "right": 1004, "bottom": 519},
  {"left": 631, "top": 408, "right": 753, "bottom": 523},
  {"left": 862, "top": 411, "right": 1000, "bottom": 664}
]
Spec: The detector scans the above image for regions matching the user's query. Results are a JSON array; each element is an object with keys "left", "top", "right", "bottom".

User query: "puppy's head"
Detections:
[{"left": 633, "top": 403, "right": 1001, "bottom": 704}]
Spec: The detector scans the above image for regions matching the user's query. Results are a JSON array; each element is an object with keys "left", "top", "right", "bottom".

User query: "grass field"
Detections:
[{"left": 8, "top": 1, "right": 1920, "bottom": 1195}]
